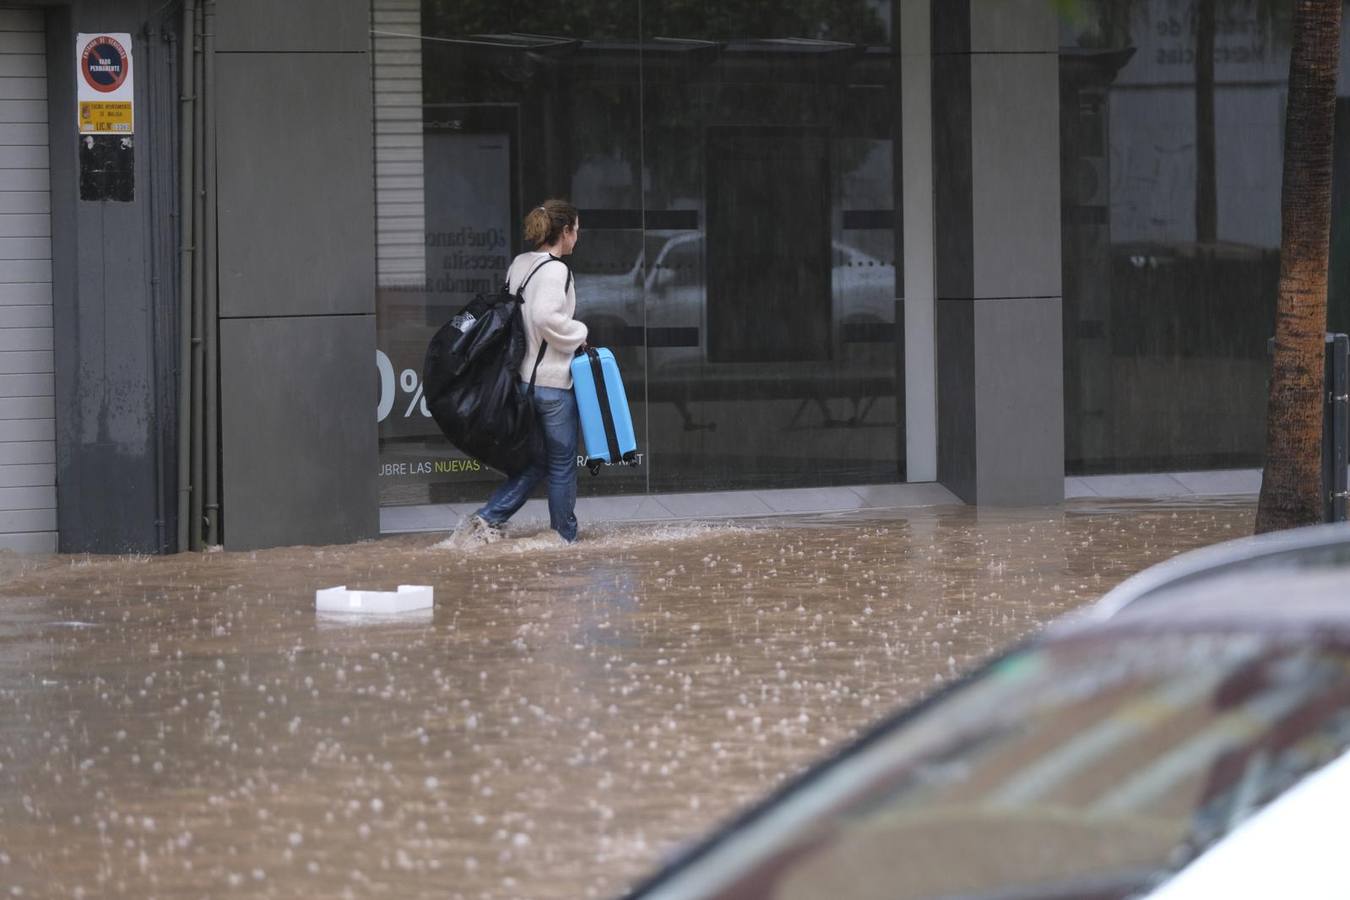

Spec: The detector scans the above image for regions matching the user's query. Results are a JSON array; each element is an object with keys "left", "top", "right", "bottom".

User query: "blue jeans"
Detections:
[{"left": 476, "top": 384, "right": 579, "bottom": 542}]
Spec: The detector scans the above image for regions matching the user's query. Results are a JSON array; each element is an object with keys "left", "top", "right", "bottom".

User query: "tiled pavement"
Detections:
[
  {"left": 1063, "top": 468, "right": 1264, "bottom": 500},
  {"left": 380, "top": 468, "right": 1270, "bottom": 535}
]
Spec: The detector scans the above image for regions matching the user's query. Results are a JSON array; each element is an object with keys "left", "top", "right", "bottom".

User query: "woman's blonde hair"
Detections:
[{"left": 523, "top": 199, "right": 578, "bottom": 248}]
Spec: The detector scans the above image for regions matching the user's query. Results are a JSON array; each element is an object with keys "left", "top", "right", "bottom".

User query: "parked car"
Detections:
[{"left": 622, "top": 524, "right": 1350, "bottom": 900}]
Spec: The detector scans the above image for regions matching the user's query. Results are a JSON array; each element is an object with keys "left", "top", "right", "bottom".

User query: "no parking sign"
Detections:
[{"left": 77, "top": 33, "right": 134, "bottom": 133}]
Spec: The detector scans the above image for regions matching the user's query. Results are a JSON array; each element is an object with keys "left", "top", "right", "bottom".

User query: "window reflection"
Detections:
[
  {"left": 1060, "top": 0, "right": 1349, "bottom": 475},
  {"left": 639, "top": 5, "right": 901, "bottom": 491},
  {"left": 373, "top": 0, "right": 902, "bottom": 504}
]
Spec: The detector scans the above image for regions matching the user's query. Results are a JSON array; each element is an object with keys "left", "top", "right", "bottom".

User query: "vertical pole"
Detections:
[
  {"left": 1326, "top": 333, "right": 1349, "bottom": 522},
  {"left": 176, "top": 0, "right": 196, "bottom": 552},
  {"left": 203, "top": 0, "right": 219, "bottom": 546},
  {"left": 189, "top": 0, "right": 205, "bottom": 550},
  {"left": 901, "top": 0, "right": 937, "bottom": 482}
]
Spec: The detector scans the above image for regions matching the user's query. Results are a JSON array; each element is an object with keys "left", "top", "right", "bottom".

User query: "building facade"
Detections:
[{"left": 3, "top": 0, "right": 1347, "bottom": 552}]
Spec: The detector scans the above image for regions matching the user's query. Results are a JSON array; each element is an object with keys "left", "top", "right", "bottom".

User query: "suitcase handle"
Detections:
[{"left": 585, "top": 348, "right": 623, "bottom": 469}]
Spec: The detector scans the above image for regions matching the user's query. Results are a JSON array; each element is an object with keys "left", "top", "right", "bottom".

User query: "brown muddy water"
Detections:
[{"left": 0, "top": 499, "right": 1255, "bottom": 899}]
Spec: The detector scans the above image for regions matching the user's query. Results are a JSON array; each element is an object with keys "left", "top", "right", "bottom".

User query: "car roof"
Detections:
[{"left": 1051, "top": 522, "right": 1350, "bottom": 636}]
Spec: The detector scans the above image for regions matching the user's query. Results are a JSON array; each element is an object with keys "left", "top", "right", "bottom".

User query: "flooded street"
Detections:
[{"left": 0, "top": 499, "right": 1254, "bottom": 899}]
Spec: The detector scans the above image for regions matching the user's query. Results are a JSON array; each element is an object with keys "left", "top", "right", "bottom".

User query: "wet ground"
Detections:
[{"left": 0, "top": 498, "right": 1255, "bottom": 899}]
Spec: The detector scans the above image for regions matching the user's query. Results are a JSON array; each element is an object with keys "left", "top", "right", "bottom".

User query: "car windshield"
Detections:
[{"left": 648, "top": 628, "right": 1350, "bottom": 900}]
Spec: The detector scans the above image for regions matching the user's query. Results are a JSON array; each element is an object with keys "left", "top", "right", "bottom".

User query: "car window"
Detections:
[
  {"left": 641, "top": 630, "right": 1350, "bottom": 900},
  {"left": 652, "top": 237, "right": 701, "bottom": 288}
]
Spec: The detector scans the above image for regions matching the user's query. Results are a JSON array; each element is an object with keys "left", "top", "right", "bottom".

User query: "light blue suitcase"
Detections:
[{"left": 570, "top": 347, "right": 638, "bottom": 474}]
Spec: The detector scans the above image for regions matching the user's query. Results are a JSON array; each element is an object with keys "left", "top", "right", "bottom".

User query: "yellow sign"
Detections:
[{"left": 79, "top": 101, "right": 133, "bottom": 133}]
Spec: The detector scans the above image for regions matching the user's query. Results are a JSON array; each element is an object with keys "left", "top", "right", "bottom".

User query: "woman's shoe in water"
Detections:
[{"left": 461, "top": 514, "right": 505, "bottom": 544}]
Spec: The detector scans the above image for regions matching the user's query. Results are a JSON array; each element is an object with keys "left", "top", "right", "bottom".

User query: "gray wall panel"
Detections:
[
  {"left": 216, "top": 0, "right": 369, "bottom": 53},
  {"left": 48, "top": 5, "right": 130, "bottom": 555},
  {"left": 974, "top": 298, "right": 1064, "bottom": 505},
  {"left": 936, "top": 299, "right": 976, "bottom": 503},
  {"left": 932, "top": 1, "right": 1065, "bottom": 508},
  {"left": 221, "top": 315, "right": 378, "bottom": 550},
  {"left": 51, "top": 2, "right": 175, "bottom": 553},
  {"left": 932, "top": 53, "right": 973, "bottom": 302},
  {"left": 216, "top": 53, "right": 374, "bottom": 319},
  {"left": 970, "top": 53, "right": 1062, "bottom": 300}
]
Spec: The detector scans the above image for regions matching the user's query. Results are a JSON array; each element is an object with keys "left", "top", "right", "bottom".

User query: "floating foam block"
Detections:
[{"left": 315, "top": 584, "right": 434, "bottom": 615}]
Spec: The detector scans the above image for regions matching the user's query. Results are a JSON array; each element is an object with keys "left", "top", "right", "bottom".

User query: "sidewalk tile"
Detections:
[
  {"left": 1075, "top": 473, "right": 1190, "bottom": 498},
  {"left": 576, "top": 495, "right": 651, "bottom": 521},
  {"left": 757, "top": 487, "right": 866, "bottom": 514},
  {"left": 1171, "top": 469, "right": 1262, "bottom": 496},
  {"left": 379, "top": 471, "right": 1258, "bottom": 537},
  {"left": 656, "top": 491, "right": 776, "bottom": 519},
  {"left": 850, "top": 482, "right": 962, "bottom": 508},
  {"left": 627, "top": 498, "right": 679, "bottom": 521},
  {"left": 1064, "top": 478, "right": 1101, "bottom": 499}
]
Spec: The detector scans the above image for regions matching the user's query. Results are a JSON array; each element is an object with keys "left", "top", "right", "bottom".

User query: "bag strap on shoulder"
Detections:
[
  {"left": 516, "top": 256, "right": 572, "bottom": 392},
  {"left": 514, "top": 256, "right": 572, "bottom": 298}
]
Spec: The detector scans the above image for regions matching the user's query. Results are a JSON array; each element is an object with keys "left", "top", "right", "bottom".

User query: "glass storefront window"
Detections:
[
  {"left": 372, "top": 0, "right": 902, "bottom": 505},
  {"left": 1060, "top": 0, "right": 1350, "bottom": 475}
]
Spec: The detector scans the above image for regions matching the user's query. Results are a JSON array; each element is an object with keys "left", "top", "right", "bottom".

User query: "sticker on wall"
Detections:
[
  {"left": 77, "top": 33, "right": 134, "bottom": 134},
  {"left": 79, "top": 135, "right": 134, "bottom": 202}
]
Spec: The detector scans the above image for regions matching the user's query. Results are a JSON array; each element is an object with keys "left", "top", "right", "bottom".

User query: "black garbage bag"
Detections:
[{"left": 422, "top": 260, "right": 566, "bottom": 476}]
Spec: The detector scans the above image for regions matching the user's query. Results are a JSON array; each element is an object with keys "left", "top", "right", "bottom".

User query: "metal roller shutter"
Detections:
[
  {"left": 372, "top": 0, "right": 425, "bottom": 290},
  {"left": 0, "top": 6, "right": 55, "bottom": 553}
]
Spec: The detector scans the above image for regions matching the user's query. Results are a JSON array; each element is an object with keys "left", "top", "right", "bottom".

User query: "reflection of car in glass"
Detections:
[
  {"left": 580, "top": 232, "right": 895, "bottom": 353},
  {"left": 622, "top": 524, "right": 1350, "bottom": 900},
  {"left": 577, "top": 232, "right": 898, "bottom": 431}
]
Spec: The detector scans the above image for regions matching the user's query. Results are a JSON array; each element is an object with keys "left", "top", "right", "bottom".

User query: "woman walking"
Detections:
[{"left": 463, "top": 199, "right": 588, "bottom": 544}]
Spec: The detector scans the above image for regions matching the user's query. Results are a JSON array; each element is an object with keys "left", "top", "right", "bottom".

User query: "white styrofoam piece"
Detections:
[{"left": 315, "top": 584, "right": 434, "bottom": 615}]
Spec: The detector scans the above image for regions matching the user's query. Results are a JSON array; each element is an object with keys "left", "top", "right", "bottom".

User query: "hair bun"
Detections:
[{"left": 523, "top": 199, "right": 579, "bottom": 249}]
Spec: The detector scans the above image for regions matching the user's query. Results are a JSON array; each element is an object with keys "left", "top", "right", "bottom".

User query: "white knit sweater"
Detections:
[{"left": 508, "top": 252, "right": 589, "bottom": 390}]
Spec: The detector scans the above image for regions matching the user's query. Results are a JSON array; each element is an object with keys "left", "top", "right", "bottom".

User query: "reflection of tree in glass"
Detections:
[{"left": 1059, "top": 0, "right": 1291, "bottom": 244}]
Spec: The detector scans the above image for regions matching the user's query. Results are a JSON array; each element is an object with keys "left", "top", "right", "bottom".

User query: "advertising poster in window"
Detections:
[{"left": 376, "top": 129, "right": 512, "bottom": 484}]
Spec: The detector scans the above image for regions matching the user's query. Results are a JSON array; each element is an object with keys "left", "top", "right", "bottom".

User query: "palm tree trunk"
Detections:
[{"left": 1255, "top": 0, "right": 1343, "bottom": 533}]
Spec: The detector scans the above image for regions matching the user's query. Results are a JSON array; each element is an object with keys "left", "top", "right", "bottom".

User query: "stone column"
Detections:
[{"left": 931, "top": 0, "right": 1064, "bottom": 505}]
